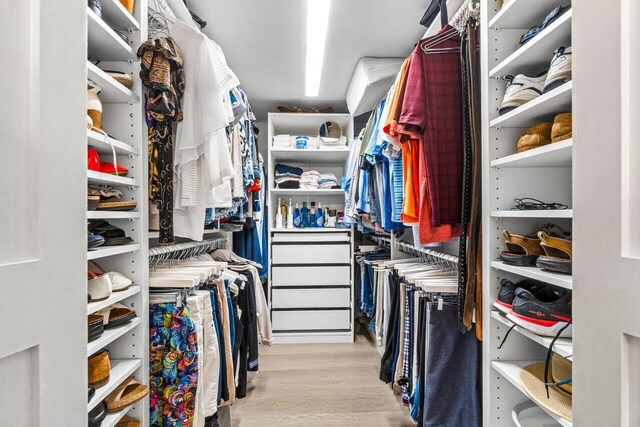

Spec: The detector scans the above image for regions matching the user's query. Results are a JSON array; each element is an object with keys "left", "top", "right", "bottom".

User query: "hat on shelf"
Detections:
[
  {"left": 518, "top": 353, "right": 572, "bottom": 422},
  {"left": 105, "top": 70, "right": 134, "bottom": 89},
  {"left": 551, "top": 113, "right": 572, "bottom": 143},
  {"left": 516, "top": 122, "right": 552, "bottom": 153}
]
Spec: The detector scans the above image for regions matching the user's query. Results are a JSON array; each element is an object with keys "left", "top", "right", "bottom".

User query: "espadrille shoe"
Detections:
[
  {"left": 106, "top": 376, "right": 148, "bottom": 413},
  {"left": 517, "top": 122, "right": 553, "bottom": 153},
  {"left": 551, "top": 113, "right": 572, "bottom": 142},
  {"left": 88, "top": 350, "right": 111, "bottom": 388}
]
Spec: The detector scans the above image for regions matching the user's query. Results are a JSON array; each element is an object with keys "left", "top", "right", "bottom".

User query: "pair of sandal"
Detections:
[
  {"left": 88, "top": 220, "right": 133, "bottom": 247},
  {"left": 88, "top": 185, "right": 137, "bottom": 211},
  {"left": 88, "top": 260, "right": 133, "bottom": 302},
  {"left": 500, "top": 224, "right": 572, "bottom": 274},
  {"left": 88, "top": 303, "right": 137, "bottom": 342}
]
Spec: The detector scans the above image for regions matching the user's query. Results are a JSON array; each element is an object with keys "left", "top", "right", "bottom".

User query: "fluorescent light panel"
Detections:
[{"left": 305, "top": 0, "right": 332, "bottom": 97}]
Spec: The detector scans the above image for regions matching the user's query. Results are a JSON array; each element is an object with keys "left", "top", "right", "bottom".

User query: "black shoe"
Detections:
[
  {"left": 507, "top": 285, "right": 572, "bottom": 337},
  {"left": 493, "top": 278, "right": 548, "bottom": 314}
]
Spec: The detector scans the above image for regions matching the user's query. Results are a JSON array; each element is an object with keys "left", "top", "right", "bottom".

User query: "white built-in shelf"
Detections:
[
  {"left": 98, "top": 0, "right": 140, "bottom": 30},
  {"left": 490, "top": 9, "right": 572, "bottom": 78},
  {"left": 271, "top": 148, "right": 350, "bottom": 163},
  {"left": 269, "top": 113, "right": 352, "bottom": 136},
  {"left": 87, "top": 211, "right": 141, "bottom": 220},
  {"left": 489, "top": 0, "right": 569, "bottom": 29},
  {"left": 148, "top": 229, "right": 224, "bottom": 239},
  {"left": 87, "top": 129, "right": 139, "bottom": 156},
  {"left": 492, "top": 361, "right": 572, "bottom": 427},
  {"left": 88, "top": 358, "right": 142, "bottom": 412},
  {"left": 87, "top": 317, "right": 142, "bottom": 357},
  {"left": 102, "top": 406, "right": 135, "bottom": 427},
  {"left": 88, "top": 244, "right": 142, "bottom": 261},
  {"left": 491, "top": 209, "right": 572, "bottom": 218},
  {"left": 490, "top": 81, "right": 572, "bottom": 128},
  {"left": 271, "top": 227, "right": 348, "bottom": 233},
  {"left": 271, "top": 189, "right": 344, "bottom": 196},
  {"left": 491, "top": 261, "right": 572, "bottom": 290},
  {"left": 491, "top": 311, "right": 573, "bottom": 358},
  {"left": 87, "top": 7, "right": 135, "bottom": 61},
  {"left": 88, "top": 170, "right": 140, "bottom": 187},
  {"left": 88, "top": 285, "right": 141, "bottom": 315},
  {"left": 87, "top": 62, "right": 139, "bottom": 104},
  {"left": 491, "top": 139, "right": 572, "bottom": 168}
]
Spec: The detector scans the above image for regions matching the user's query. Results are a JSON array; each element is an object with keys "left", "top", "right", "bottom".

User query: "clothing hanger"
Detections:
[{"left": 148, "top": 0, "right": 174, "bottom": 38}]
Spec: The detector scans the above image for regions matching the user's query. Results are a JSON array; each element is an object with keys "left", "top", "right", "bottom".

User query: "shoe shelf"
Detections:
[
  {"left": 88, "top": 170, "right": 140, "bottom": 187},
  {"left": 270, "top": 148, "right": 350, "bottom": 163},
  {"left": 271, "top": 188, "right": 344, "bottom": 196},
  {"left": 87, "top": 285, "right": 142, "bottom": 315},
  {"left": 491, "top": 139, "right": 572, "bottom": 168},
  {"left": 490, "top": 81, "right": 572, "bottom": 128},
  {"left": 491, "top": 261, "right": 573, "bottom": 290},
  {"left": 87, "top": 211, "right": 142, "bottom": 220},
  {"left": 88, "top": 244, "right": 142, "bottom": 261},
  {"left": 87, "top": 317, "right": 142, "bottom": 357},
  {"left": 492, "top": 361, "right": 572, "bottom": 427},
  {"left": 490, "top": 209, "right": 572, "bottom": 218},
  {"left": 97, "top": 0, "right": 140, "bottom": 31},
  {"left": 87, "top": 7, "right": 136, "bottom": 62},
  {"left": 88, "top": 358, "right": 142, "bottom": 412},
  {"left": 491, "top": 311, "right": 573, "bottom": 358},
  {"left": 488, "top": 0, "right": 569, "bottom": 29},
  {"left": 87, "top": 62, "right": 140, "bottom": 104},
  {"left": 490, "top": 9, "right": 572, "bottom": 78},
  {"left": 102, "top": 406, "right": 135, "bottom": 427},
  {"left": 87, "top": 129, "right": 139, "bottom": 156}
]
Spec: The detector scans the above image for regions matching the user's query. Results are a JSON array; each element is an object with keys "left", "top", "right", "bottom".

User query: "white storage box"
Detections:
[
  {"left": 272, "top": 309, "right": 351, "bottom": 331},
  {"left": 271, "top": 288, "right": 350, "bottom": 309},
  {"left": 346, "top": 57, "right": 404, "bottom": 117}
]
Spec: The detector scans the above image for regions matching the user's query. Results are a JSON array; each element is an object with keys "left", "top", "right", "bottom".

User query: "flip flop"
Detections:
[
  {"left": 106, "top": 376, "right": 149, "bottom": 413},
  {"left": 97, "top": 303, "right": 137, "bottom": 329}
]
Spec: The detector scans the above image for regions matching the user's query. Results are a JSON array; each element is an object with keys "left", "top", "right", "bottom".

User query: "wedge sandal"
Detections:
[
  {"left": 97, "top": 303, "right": 137, "bottom": 329},
  {"left": 88, "top": 314, "right": 105, "bottom": 342},
  {"left": 88, "top": 350, "right": 111, "bottom": 388},
  {"left": 115, "top": 416, "right": 141, "bottom": 427},
  {"left": 536, "top": 231, "right": 572, "bottom": 274},
  {"left": 106, "top": 376, "right": 149, "bottom": 413},
  {"left": 499, "top": 230, "right": 545, "bottom": 266}
]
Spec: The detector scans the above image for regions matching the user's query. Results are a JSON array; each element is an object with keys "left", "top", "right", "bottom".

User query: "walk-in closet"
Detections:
[{"left": 0, "top": 0, "right": 636, "bottom": 426}]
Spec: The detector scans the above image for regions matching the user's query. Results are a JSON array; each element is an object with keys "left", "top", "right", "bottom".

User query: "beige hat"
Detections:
[
  {"left": 518, "top": 354, "right": 572, "bottom": 422},
  {"left": 551, "top": 113, "right": 572, "bottom": 142},
  {"left": 517, "top": 123, "right": 552, "bottom": 153}
]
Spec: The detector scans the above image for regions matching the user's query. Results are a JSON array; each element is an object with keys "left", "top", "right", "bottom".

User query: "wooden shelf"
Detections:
[
  {"left": 491, "top": 82, "right": 572, "bottom": 129},
  {"left": 491, "top": 261, "right": 572, "bottom": 290},
  {"left": 87, "top": 317, "right": 142, "bottom": 357},
  {"left": 88, "top": 285, "right": 141, "bottom": 315},
  {"left": 490, "top": 10, "right": 572, "bottom": 78},
  {"left": 271, "top": 189, "right": 344, "bottom": 196},
  {"left": 491, "top": 311, "right": 573, "bottom": 358},
  {"left": 491, "top": 209, "right": 572, "bottom": 218},
  {"left": 88, "top": 244, "right": 141, "bottom": 261},
  {"left": 87, "top": 129, "right": 139, "bottom": 156},
  {"left": 98, "top": 0, "right": 139, "bottom": 30},
  {"left": 87, "top": 62, "right": 139, "bottom": 104},
  {"left": 491, "top": 139, "right": 572, "bottom": 168},
  {"left": 489, "top": 0, "right": 569, "bottom": 29},
  {"left": 271, "top": 147, "right": 350, "bottom": 163},
  {"left": 88, "top": 170, "right": 140, "bottom": 187},
  {"left": 88, "top": 358, "right": 142, "bottom": 411},
  {"left": 87, "top": 211, "right": 141, "bottom": 220},
  {"left": 87, "top": 7, "right": 135, "bottom": 61},
  {"left": 492, "top": 361, "right": 572, "bottom": 427}
]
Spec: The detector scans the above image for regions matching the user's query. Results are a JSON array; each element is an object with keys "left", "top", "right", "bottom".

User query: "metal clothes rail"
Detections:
[
  {"left": 148, "top": 236, "right": 227, "bottom": 260},
  {"left": 368, "top": 234, "right": 459, "bottom": 265}
]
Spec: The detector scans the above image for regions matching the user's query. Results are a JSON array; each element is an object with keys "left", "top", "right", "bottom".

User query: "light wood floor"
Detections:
[{"left": 233, "top": 325, "right": 414, "bottom": 426}]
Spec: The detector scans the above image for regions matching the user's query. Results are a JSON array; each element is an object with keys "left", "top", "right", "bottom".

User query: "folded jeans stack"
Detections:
[
  {"left": 273, "top": 134, "right": 291, "bottom": 148},
  {"left": 275, "top": 163, "right": 302, "bottom": 189}
]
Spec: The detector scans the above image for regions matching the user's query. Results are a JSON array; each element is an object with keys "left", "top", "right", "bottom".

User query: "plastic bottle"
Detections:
[
  {"left": 275, "top": 198, "right": 283, "bottom": 228},
  {"left": 316, "top": 202, "right": 324, "bottom": 228},
  {"left": 301, "top": 202, "right": 309, "bottom": 227},
  {"left": 287, "top": 199, "right": 294, "bottom": 229},
  {"left": 309, "top": 202, "right": 316, "bottom": 228},
  {"left": 293, "top": 203, "right": 301, "bottom": 228}
]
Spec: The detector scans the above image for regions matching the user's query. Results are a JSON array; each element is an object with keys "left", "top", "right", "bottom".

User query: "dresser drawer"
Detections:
[
  {"left": 272, "top": 242, "right": 350, "bottom": 265},
  {"left": 272, "top": 309, "right": 351, "bottom": 331},
  {"left": 272, "top": 288, "right": 350, "bottom": 309},
  {"left": 272, "top": 231, "right": 350, "bottom": 242},
  {"left": 271, "top": 265, "right": 350, "bottom": 286}
]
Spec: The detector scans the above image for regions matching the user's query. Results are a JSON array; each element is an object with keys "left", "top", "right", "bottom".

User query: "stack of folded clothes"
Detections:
[
  {"left": 318, "top": 173, "right": 338, "bottom": 189},
  {"left": 300, "top": 170, "right": 321, "bottom": 189},
  {"left": 275, "top": 163, "right": 303, "bottom": 189},
  {"left": 273, "top": 134, "right": 291, "bottom": 148}
]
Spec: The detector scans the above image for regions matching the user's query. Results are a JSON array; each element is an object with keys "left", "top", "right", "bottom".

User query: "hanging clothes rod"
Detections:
[
  {"left": 149, "top": 237, "right": 228, "bottom": 259},
  {"left": 368, "top": 235, "right": 459, "bottom": 265}
]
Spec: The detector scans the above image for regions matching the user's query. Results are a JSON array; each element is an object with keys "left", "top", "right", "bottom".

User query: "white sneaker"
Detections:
[
  {"left": 499, "top": 73, "right": 547, "bottom": 115},
  {"left": 544, "top": 46, "right": 572, "bottom": 93}
]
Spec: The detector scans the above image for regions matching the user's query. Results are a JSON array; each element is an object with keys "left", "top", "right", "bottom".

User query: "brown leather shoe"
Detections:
[{"left": 88, "top": 350, "right": 110, "bottom": 388}]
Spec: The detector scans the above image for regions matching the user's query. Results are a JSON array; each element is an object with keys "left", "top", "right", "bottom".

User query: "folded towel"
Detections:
[
  {"left": 273, "top": 140, "right": 291, "bottom": 147},
  {"left": 273, "top": 134, "right": 290, "bottom": 141},
  {"left": 277, "top": 181, "right": 300, "bottom": 189}
]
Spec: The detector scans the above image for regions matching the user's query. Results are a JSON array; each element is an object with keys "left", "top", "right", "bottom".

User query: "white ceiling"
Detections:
[{"left": 189, "top": 0, "right": 429, "bottom": 120}]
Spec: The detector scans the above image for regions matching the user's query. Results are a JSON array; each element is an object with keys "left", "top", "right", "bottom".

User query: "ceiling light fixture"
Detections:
[{"left": 305, "top": 0, "right": 332, "bottom": 97}]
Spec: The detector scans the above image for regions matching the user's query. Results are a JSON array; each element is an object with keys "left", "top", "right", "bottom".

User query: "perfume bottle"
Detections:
[{"left": 301, "top": 202, "right": 309, "bottom": 227}]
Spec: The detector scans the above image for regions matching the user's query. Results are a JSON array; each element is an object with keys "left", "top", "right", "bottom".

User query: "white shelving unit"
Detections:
[
  {"left": 86, "top": 1, "right": 148, "bottom": 425},
  {"left": 267, "top": 113, "right": 355, "bottom": 344},
  {"left": 481, "top": 0, "right": 574, "bottom": 425}
]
